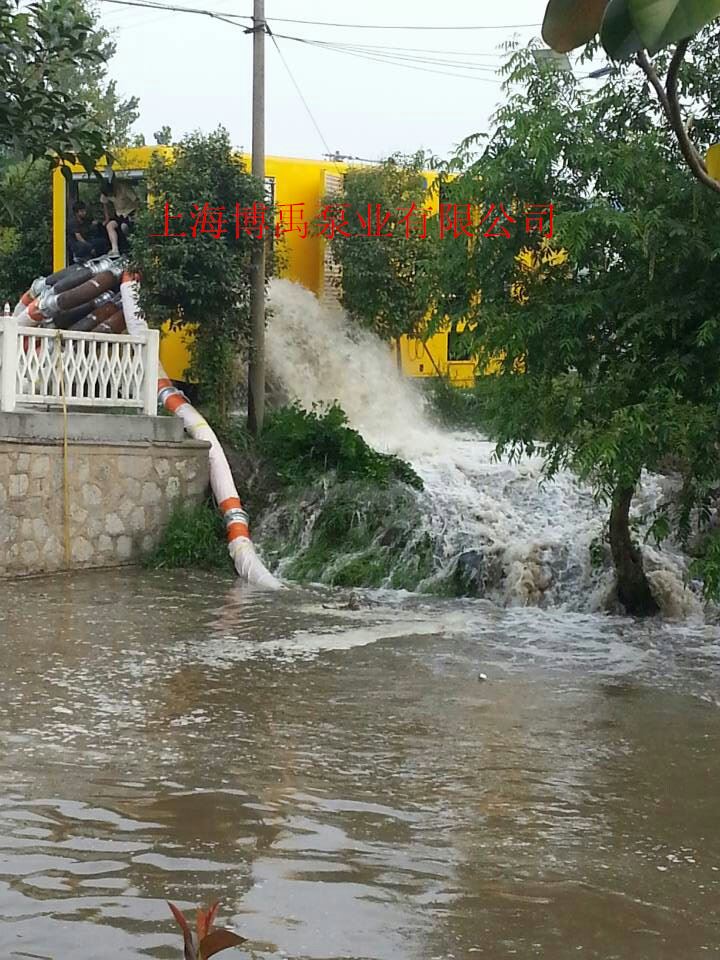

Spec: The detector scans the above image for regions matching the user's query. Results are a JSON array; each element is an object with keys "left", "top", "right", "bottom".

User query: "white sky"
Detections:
[{"left": 99, "top": 0, "right": 543, "bottom": 161}]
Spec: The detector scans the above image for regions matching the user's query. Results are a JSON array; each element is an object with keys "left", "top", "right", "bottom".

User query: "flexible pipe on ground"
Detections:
[{"left": 119, "top": 273, "right": 281, "bottom": 591}]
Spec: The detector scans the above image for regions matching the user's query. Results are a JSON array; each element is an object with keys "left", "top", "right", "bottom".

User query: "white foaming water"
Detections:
[{"left": 266, "top": 279, "right": 700, "bottom": 616}]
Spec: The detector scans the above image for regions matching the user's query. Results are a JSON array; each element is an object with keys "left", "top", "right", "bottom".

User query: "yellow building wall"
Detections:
[
  {"left": 52, "top": 149, "right": 467, "bottom": 385},
  {"left": 264, "top": 155, "right": 345, "bottom": 293}
]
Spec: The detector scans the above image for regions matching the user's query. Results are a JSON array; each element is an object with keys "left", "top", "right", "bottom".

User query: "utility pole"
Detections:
[{"left": 247, "top": 0, "right": 266, "bottom": 436}]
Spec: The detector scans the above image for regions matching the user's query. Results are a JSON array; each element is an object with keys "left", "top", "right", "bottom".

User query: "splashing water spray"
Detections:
[{"left": 264, "top": 278, "right": 699, "bottom": 616}]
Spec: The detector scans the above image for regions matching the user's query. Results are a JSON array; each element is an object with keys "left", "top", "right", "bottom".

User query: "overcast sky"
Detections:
[{"left": 99, "top": 0, "right": 545, "bottom": 161}]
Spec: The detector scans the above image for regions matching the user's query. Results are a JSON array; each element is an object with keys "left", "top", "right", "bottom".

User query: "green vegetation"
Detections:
[
  {"left": 254, "top": 406, "right": 430, "bottom": 590},
  {"left": 259, "top": 403, "right": 423, "bottom": 491},
  {"left": 324, "top": 153, "right": 436, "bottom": 341},
  {"left": 690, "top": 530, "right": 720, "bottom": 601},
  {"left": 278, "top": 482, "right": 430, "bottom": 589},
  {"left": 0, "top": 0, "right": 138, "bottom": 298},
  {"left": 145, "top": 403, "right": 428, "bottom": 587},
  {"left": 0, "top": 0, "right": 132, "bottom": 171},
  {"left": 424, "top": 378, "right": 495, "bottom": 432},
  {"left": 0, "top": 162, "right": 52, "bottom": 302},
  {"left": 542, "top": 0, "right": 720, "bottom": 195},
  {"left": 145, "top": 500, "right": 232, "bottom": 572},
  {"left": 130, "top": 129, "right": 264, "bottom": 422},
  {"left": 427, "top": 39, "right": 720, "bottom": 613}
]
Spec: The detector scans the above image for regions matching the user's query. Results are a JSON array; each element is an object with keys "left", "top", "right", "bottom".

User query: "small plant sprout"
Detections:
[{"left": 167, "top": 901, "right": 246, "bottom": 960}]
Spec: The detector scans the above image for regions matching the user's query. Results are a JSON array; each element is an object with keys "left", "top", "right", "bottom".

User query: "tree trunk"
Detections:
[{"left": 609, "top": 484, "right": 659, "bottom": 616}]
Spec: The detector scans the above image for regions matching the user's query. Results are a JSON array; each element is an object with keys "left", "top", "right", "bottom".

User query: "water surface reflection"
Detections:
[{"left": 0, "top": 570, "right": 718, "bottom": 958}]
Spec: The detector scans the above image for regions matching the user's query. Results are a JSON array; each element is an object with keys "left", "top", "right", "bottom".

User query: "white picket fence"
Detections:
[{"left": 0, "top": 319, "right": 160, "bottom": 416}]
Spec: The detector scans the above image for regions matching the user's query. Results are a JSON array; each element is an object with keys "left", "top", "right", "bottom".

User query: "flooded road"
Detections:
[{"left": 0, "top": 569, "right": 719, "bottom": 959}]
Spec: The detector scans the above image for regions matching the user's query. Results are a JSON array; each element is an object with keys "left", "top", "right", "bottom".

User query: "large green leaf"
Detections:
[
  {"left": 542, "top": 0, "right": 611, "bottom": 51},
  {"left": 600, "top": 0, "right": 645, "bottom": 58},
  {"left": 627, "top": 0, "right": 720, "bottom": 51}
]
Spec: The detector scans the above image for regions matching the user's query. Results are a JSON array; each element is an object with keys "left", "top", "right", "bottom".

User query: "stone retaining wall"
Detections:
[{"left": 0, "top": 438, "right": 210, "bottom": 577}]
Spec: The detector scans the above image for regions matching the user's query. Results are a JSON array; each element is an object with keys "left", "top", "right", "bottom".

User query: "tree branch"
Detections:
[
  {"left": 657, "top": 40, "right": 720, "bottom": 194},
  {"left": 635, "top": 50, "right": 672, "bottom": 118}
]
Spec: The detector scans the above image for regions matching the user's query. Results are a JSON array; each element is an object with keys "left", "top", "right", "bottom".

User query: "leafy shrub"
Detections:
[
  {"left": 0, "top": 161, "right": 52, "bottom": 302},
  {"left": 425, "top": 377, "right": 495, "bottom": 431},
  {"left": 324, "top": 152, "right": 435, "bottom": 341},
  {"left": 690, "top": 528, "right": 720, "bottom": 601},
  {"left": 145, "top": 500, "right": 231, "bottom": 571},
  {"left": 130, "top": 128, "right": 264, "bottom": 419},
  {"left": 259, "top": 403, "right": 423, "bottom": 490}
]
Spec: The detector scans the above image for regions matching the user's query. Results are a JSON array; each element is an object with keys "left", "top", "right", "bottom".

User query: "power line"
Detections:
[
  {"left": 98, "top": 0, "right": 538, "bottom": 33},
  {"left": 302, "top": 39, "right": 502, "bottom": 73},
  {"left": 100, "top": 0, "right": 515, "bottom": 60},
  {"left": 99, "top": 0, "right": 507, "bottom": 82},
  {"left": 268, "top": 30, "right": 334, "bottom": 157},
  {"left": 262, "top": 15, "right": 540, "bottom": 31},
  {"left": 100, "top": 0, "right": 252, "bottom": 26},
  {"left": 302, "top": 40, "right": 507, "bottom": 59},
  {"left": 274, "top": 33, "right": 503, "bottom": 83}
]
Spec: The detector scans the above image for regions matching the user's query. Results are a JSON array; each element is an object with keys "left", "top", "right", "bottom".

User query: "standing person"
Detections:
[
  {"left": 101, "top": 177, "right": 139, "bottom": 257},
  {"left": 67, "top": 201, "right": 108, "bottom": 262}
]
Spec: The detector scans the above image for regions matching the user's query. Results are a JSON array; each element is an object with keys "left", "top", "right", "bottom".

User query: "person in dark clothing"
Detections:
[{"left": 67, "top": 201, "right": 109, "bottom": 262}]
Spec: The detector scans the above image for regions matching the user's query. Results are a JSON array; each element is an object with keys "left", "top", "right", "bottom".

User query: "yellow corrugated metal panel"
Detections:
[{"left": 398, "top": 332, "right": 448, "bottom": 378}]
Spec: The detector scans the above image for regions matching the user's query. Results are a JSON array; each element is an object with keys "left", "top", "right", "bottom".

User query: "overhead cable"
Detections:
[
  {"left": 274, "top": 33, "right": 503, "bottom": 83},
  {"left": 268, "top": 30, "right": 334, "bottom": 157}
]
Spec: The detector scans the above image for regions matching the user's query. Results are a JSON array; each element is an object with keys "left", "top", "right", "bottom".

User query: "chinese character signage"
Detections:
[{"left": 149, "top": 201, "right": 554, "bottom": 241}]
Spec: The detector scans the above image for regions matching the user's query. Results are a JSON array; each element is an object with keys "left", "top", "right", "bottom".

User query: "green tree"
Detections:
[
  {"left": 154, "top": 125, "right": 173, "bottom": 146},
  {"left": 0, "top": 161, "right": 52, "bottom": 302},
  {"left": 0, "top": 0, "right": 139, "bottom": 297},
  {"left": 130, "top": 128, "right": 263, "bottom": 421},
  {"left": 325, "top": 153, "right": 436, "bottom": 343},
  {"left": 542, "top": 0, "right": 720, "bottom": 194},
  {"left": 0, "top": 0, "right": 110, "bottom": 170},
  {"left": 432, "top": 42, "right": 720, "bottom": 614},
  {"left": 51, "top": 2, "right": 140, "bottom": 151}
]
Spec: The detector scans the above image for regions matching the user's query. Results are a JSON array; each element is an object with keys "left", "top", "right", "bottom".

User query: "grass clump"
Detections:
[
  {"left": 145, "top": 402, "right": 426, "bottom": 580},
  {"left": 259, "top": 403, "right": 423, "bottom": 490},
  {"left": 280, "top": 482, "right": 431, "bottom": 588},
  {"left": 145, "top": 499, "right": 231, "bottom": 571}
]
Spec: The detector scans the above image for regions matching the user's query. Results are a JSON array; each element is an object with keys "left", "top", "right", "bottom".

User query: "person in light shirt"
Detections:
[{"left": 101, "top": 176, "right": 139, "bottom": 257}]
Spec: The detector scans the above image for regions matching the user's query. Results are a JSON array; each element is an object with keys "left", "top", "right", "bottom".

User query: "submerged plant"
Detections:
[{"left": 168, "top": 901, "right": 246, "bottom": 960}]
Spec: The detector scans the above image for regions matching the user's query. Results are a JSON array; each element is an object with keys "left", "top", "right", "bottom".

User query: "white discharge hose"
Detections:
[{"left": 120, "top": 273, "right": 281, "bottom": 591}]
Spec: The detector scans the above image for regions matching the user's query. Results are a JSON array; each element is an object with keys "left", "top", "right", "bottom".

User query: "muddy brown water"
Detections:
[{"left": 0, "top": 569, "right": 719, "bottom": 959}]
